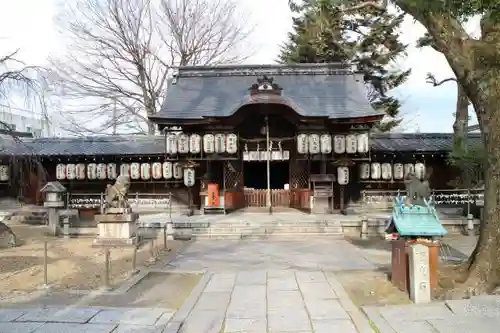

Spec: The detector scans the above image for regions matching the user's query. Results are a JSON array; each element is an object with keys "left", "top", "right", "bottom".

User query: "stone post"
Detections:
[
  {"left": 360, "top": 216, "right": 368, "bottom": 240},
  {"left": 467, "top": 213, "right": 474, "bottom": 236},
  {"left": 408, "top": 243, "right": 431, "bottom": 304}
]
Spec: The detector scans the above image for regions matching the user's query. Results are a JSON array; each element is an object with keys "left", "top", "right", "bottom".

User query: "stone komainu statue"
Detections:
[
  {"left": 104, "top": 175, "right": 131, "bottom": 208},
  {"left": 405, "top": 171, "right": 431, "bottom": 204}
]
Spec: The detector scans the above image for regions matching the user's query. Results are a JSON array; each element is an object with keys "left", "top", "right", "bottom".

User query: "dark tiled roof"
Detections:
[
  {"left": 371, "top": 133, "right": 482, "bottom": 152},
  {"left": 154, "top": 63, "right": 382, "bottom": 120},
  {"left": 0, "top": 133, "right": 482, "bottom": 157}
]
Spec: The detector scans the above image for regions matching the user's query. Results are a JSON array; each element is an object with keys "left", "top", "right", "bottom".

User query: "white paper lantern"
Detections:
[
  {"left": 120, "top": 163, "right": 130, "bottom": 177},
  {"left": 214, "top": 134, "right": 226, "bottom": 153},
  {"left": 86, "top": 163, "right": 97, "bottom": 180},
  {"left": 308, "top": 134, "right": 320, "bottom": 154},
  {"left": 173, "top": 162, "right": 182, "bottom": 179},
  {"left": 152, "top": 162, "right": 162, "bottom": 179},
  {"left": 393, "top": 163, "right": 404, "bottom": 180},
  {"left": 337, "top": 166, "right": 349, "bottom": 185},
  {"left": 140, "top": 163, "right": 151, "bottom": 180},
  {"left": 357, "top": 133, "right": 369, "bottom": 153},
  {"left": 130, "top": 163, "right": 140, "bottom": 180},
  {"left": 359, "top": 163, "right": 370, "bottom": 180},
  {"left": 226, "top": 133, "right": 238, "bottom": 154},
  {"left": 0, "top": 165, "right": 9, "bottom": 181},
  {"left": 106, "top": 163, "right": 117, "bottom": 179},
  {"left": 189, "top": 134, "right": 201, "bottom": 154},
  {"left": 320, "top": 134, "right": 332, "bottom": 154},
  {"left": 404, "top": 163, "right": 415, "bottom": 179},
  {"left": 76, "top": 164, "right": 86, "bottom": 180},
  {"left": 183, "top": 167, "right": 195, "bottom": 187},
  {"left": 415, "top": 162, "right": 426, "bottom": 180},
  {"left": 66, "top": 164, "right": 76, "bottom": 180},
  {"left": 166, "top": 133, "right": 178, "bottom": 155},
  {"left": 96, "top": 163, "right": 107, "bottom": 180},
  {"left": 162, "top": 162, "right": 172, "bottom": 179},
  {"left": 177, "top": 134, "right": 190, "bottom": 154},
  {"left": 56, "top": 164, "right": 66, "bottom": 180},
  {"left": 371, "top": 163, "right": 381, "bottom": 180},
  {"left": 203, "top": 134, "right": 215, "bottom": 153},
  {"left": 297, "top": 134, "right": 308, "bottom": 154},
  {"left": 333, "top": 135, "right": 346, "bottom": 154},
  {"left": 345, "top": 134, "right": 357, "bottom": 154},
  {"left": 381, "top": 163, "right": 393, "bottom": 180}
]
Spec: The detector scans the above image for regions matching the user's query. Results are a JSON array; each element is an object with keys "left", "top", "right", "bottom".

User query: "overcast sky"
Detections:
[{"left": 0, "top": 0, "right": 480, "bottom": 133}]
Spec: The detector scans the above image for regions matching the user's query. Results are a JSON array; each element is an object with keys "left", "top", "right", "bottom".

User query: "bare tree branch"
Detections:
[
  {"left": 50, "top": 0, "right": 253, "bottom": 135},
  {"left": 425, "top": 73, "right": 458, "bottom": 86}
]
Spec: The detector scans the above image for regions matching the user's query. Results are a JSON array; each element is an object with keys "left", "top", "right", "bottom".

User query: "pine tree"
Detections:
[{"left": 279, "top": 0, "right": 410, "bottom": 131}]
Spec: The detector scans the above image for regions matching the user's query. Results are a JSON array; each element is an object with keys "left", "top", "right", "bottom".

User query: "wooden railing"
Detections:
[{"left": 243, "top": 189, "right": 311, "bottom": 209}]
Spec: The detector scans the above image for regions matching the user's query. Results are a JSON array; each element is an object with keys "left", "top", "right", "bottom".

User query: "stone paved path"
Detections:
[
  {"left": 0, "top": 306, "right": 176, "bottom": 332},
  {"left": 363, "top": 295, "right": 500, "bottom": 333},
  {"left": 180, "top": 269, "right": 369, "bottom": 333}
]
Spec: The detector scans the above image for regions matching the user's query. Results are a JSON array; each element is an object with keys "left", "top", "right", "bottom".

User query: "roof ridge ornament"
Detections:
[{"left": 249, "top": 75, "right": 282, "bottom": 96}]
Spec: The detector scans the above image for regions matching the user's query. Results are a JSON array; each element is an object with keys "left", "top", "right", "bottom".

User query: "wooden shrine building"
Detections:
[{"left": 0, "top": 63, "right": 482, "bottom": 214}]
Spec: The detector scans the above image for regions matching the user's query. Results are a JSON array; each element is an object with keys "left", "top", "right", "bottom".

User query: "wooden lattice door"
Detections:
[
  {"left": 223, "top": 160, "right": 244, "bottom": 211},
  {"left": 289, "top": 159, "right": 311, "bottom": 209}
]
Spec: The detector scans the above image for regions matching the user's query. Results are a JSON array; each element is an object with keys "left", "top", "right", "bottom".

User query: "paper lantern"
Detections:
[
  {"left": 359, "top": 163, "right": 370, "bottom": 180},
  {"left": 371, "top": 163, "right": 381, "bottom": 180},
  {"left": 357, "top": 133, "right": 369, "bottom": 153},
  {"left": 162, "top": 162, "right": 172, "bottom": 179},
  {"left": 140, "top": 163, "right": 151, "bottom": 180},
  {"left": 96, "top": 163, "right": 107, "bottom": 180},
  {"left": 203, "top": 134, "right": 215, "bottom": 153},
  {"left": 345, "top": 134, "right": 357, "bottom": 154},
  {"left": 166, "top": 133, "right": 178, "bottom": 155},
  {"left": 381, "top": 163, "right": 393, "bottom": 180},
  {"left": 337, "top": 166, "right": 349, "bottom": 185},
  {"left": 297, "top": 134, "right": 308, "bottom": 154},
  {"left": 333, "top": 135, "right": 346, "bottom": 154},
  {"left": 152, "top": 162, "right": 162, "bottom": 179},
  {"left": 393, "top": 163, "right": 404, "bottom": 180},
  {"left": 308, "top": 134, "right": 320, "bottom": 154},
  {"left": 56, "top": 164, "right": 66, "bottom": 180},
  {"left": 189, "top": 134, "right": 201, "bottom": 154},
  {"left": 107, "top": 163, "right": 117, "bottom": 179},
  {"left": 130, "top": 163, "right": 140, "bottom": 180},
  {"left": 86, "top": 163, "right": 97, "bottom": 180},
  {"left": 415, "top": 162, "right": 426, "bottom": 180},
  {"left": 320, "top": 134, "right": 332, "bottom": 154},
  {"left": 404, "top": 163, "right": 415, "bottom": 179},
  {"left": 214, "top": 134, "right": 226, "bottom": 153},
  {"left": 66, "top": 164, "right": 76, "bottom": 180},
  {"left": 173, "top": 162, "right": 182, "bottom": 179},
  {"left": 183, "top": 167, "right": 195, "bottom": 187},
  {"left": 76, "top": 164, "right": 86, "bottom": 180},
  {"left": 177, "top": 134, "right": 190, "bottom": 154},
  {"left": 226, "top": 133, "right": 238, "bottom": 154},
  {"left": 0, "top": 165, "right": 9, "bottom": 181},
  {"left": 120, "top": 163, "right": 130, "bottom": 177}
]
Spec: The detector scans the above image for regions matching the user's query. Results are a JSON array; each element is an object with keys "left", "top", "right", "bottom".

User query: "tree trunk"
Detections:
[{"left": 452, "top": 84, "right": 469, "bottom": 152}]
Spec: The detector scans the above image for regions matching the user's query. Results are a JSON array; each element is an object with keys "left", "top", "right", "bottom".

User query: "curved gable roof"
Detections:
[{"left": 153, "top": 63, "right": 383, "bottom": 120}]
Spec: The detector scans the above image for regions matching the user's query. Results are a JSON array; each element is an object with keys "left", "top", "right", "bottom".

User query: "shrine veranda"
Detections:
[{"left": 0, "top": 64, "right": 484, "bottom": 215}]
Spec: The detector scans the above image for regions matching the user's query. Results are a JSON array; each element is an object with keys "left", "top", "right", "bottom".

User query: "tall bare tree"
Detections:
[{"left": 50, "top": 0, "right": 252, "bottom": 135}]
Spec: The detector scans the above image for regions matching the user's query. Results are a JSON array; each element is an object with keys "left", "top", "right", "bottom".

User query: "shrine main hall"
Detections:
[{"left": 0, "top": 63, "right": 478, "bottom": 213}]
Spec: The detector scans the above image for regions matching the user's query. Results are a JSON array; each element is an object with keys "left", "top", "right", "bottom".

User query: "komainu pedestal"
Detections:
[
  {"left": 94, "top": 208, "right": 139, "bottom": 246},
  {"left": 94, "top": 175, "right": 139, "bottom": 246}
]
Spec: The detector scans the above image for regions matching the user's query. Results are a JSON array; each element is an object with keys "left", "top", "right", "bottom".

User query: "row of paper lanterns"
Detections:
[
  {"left": 297, "top": 133, "right": 369, "bottom": 154},
  {"left": 360, "top": 163, "right": 426, "bottom": 180},
  {"left": 165, "top": 133, "right": 238, "bottom": 155},
  {"left": 0, "top": 165, "right": 9, "bottom": 181},
  {"left": 55, "top": 162, "right": 196, "bottom": 186}
]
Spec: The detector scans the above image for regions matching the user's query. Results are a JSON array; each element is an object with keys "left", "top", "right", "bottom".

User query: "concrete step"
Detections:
[
  {"left": 192, "top": 226, "right": 342, "bottom": 234},
  {"left": 191, "top": 233, "right": 344, "bottom": 240}
]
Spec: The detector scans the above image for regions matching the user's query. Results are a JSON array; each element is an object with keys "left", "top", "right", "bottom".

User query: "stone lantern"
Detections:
[{"left": 40, "top": 181, "right": 67, "bottom": 235}]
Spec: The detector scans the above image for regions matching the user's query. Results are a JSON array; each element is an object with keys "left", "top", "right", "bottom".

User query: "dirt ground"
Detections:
[{"left": 0, "top": 223, "right": 188, "bottom": 300}]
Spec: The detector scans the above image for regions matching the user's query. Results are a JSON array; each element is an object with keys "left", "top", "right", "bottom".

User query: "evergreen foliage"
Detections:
[{"left": 279, "top": 0, "right": 410, "bottom": 131}]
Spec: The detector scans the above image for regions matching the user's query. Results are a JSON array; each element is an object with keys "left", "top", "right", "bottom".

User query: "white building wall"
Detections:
[{"left": 0, "top": 107, "right": 50, "bottom": 137}]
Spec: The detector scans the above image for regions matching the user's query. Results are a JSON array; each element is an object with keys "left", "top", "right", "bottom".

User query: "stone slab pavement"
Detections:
[
  {"left": 0, "top": 306, "right": 177, "bottom": 333},
  {"left": 363, "top": 295, "right": 500, "bottom": 333}
]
